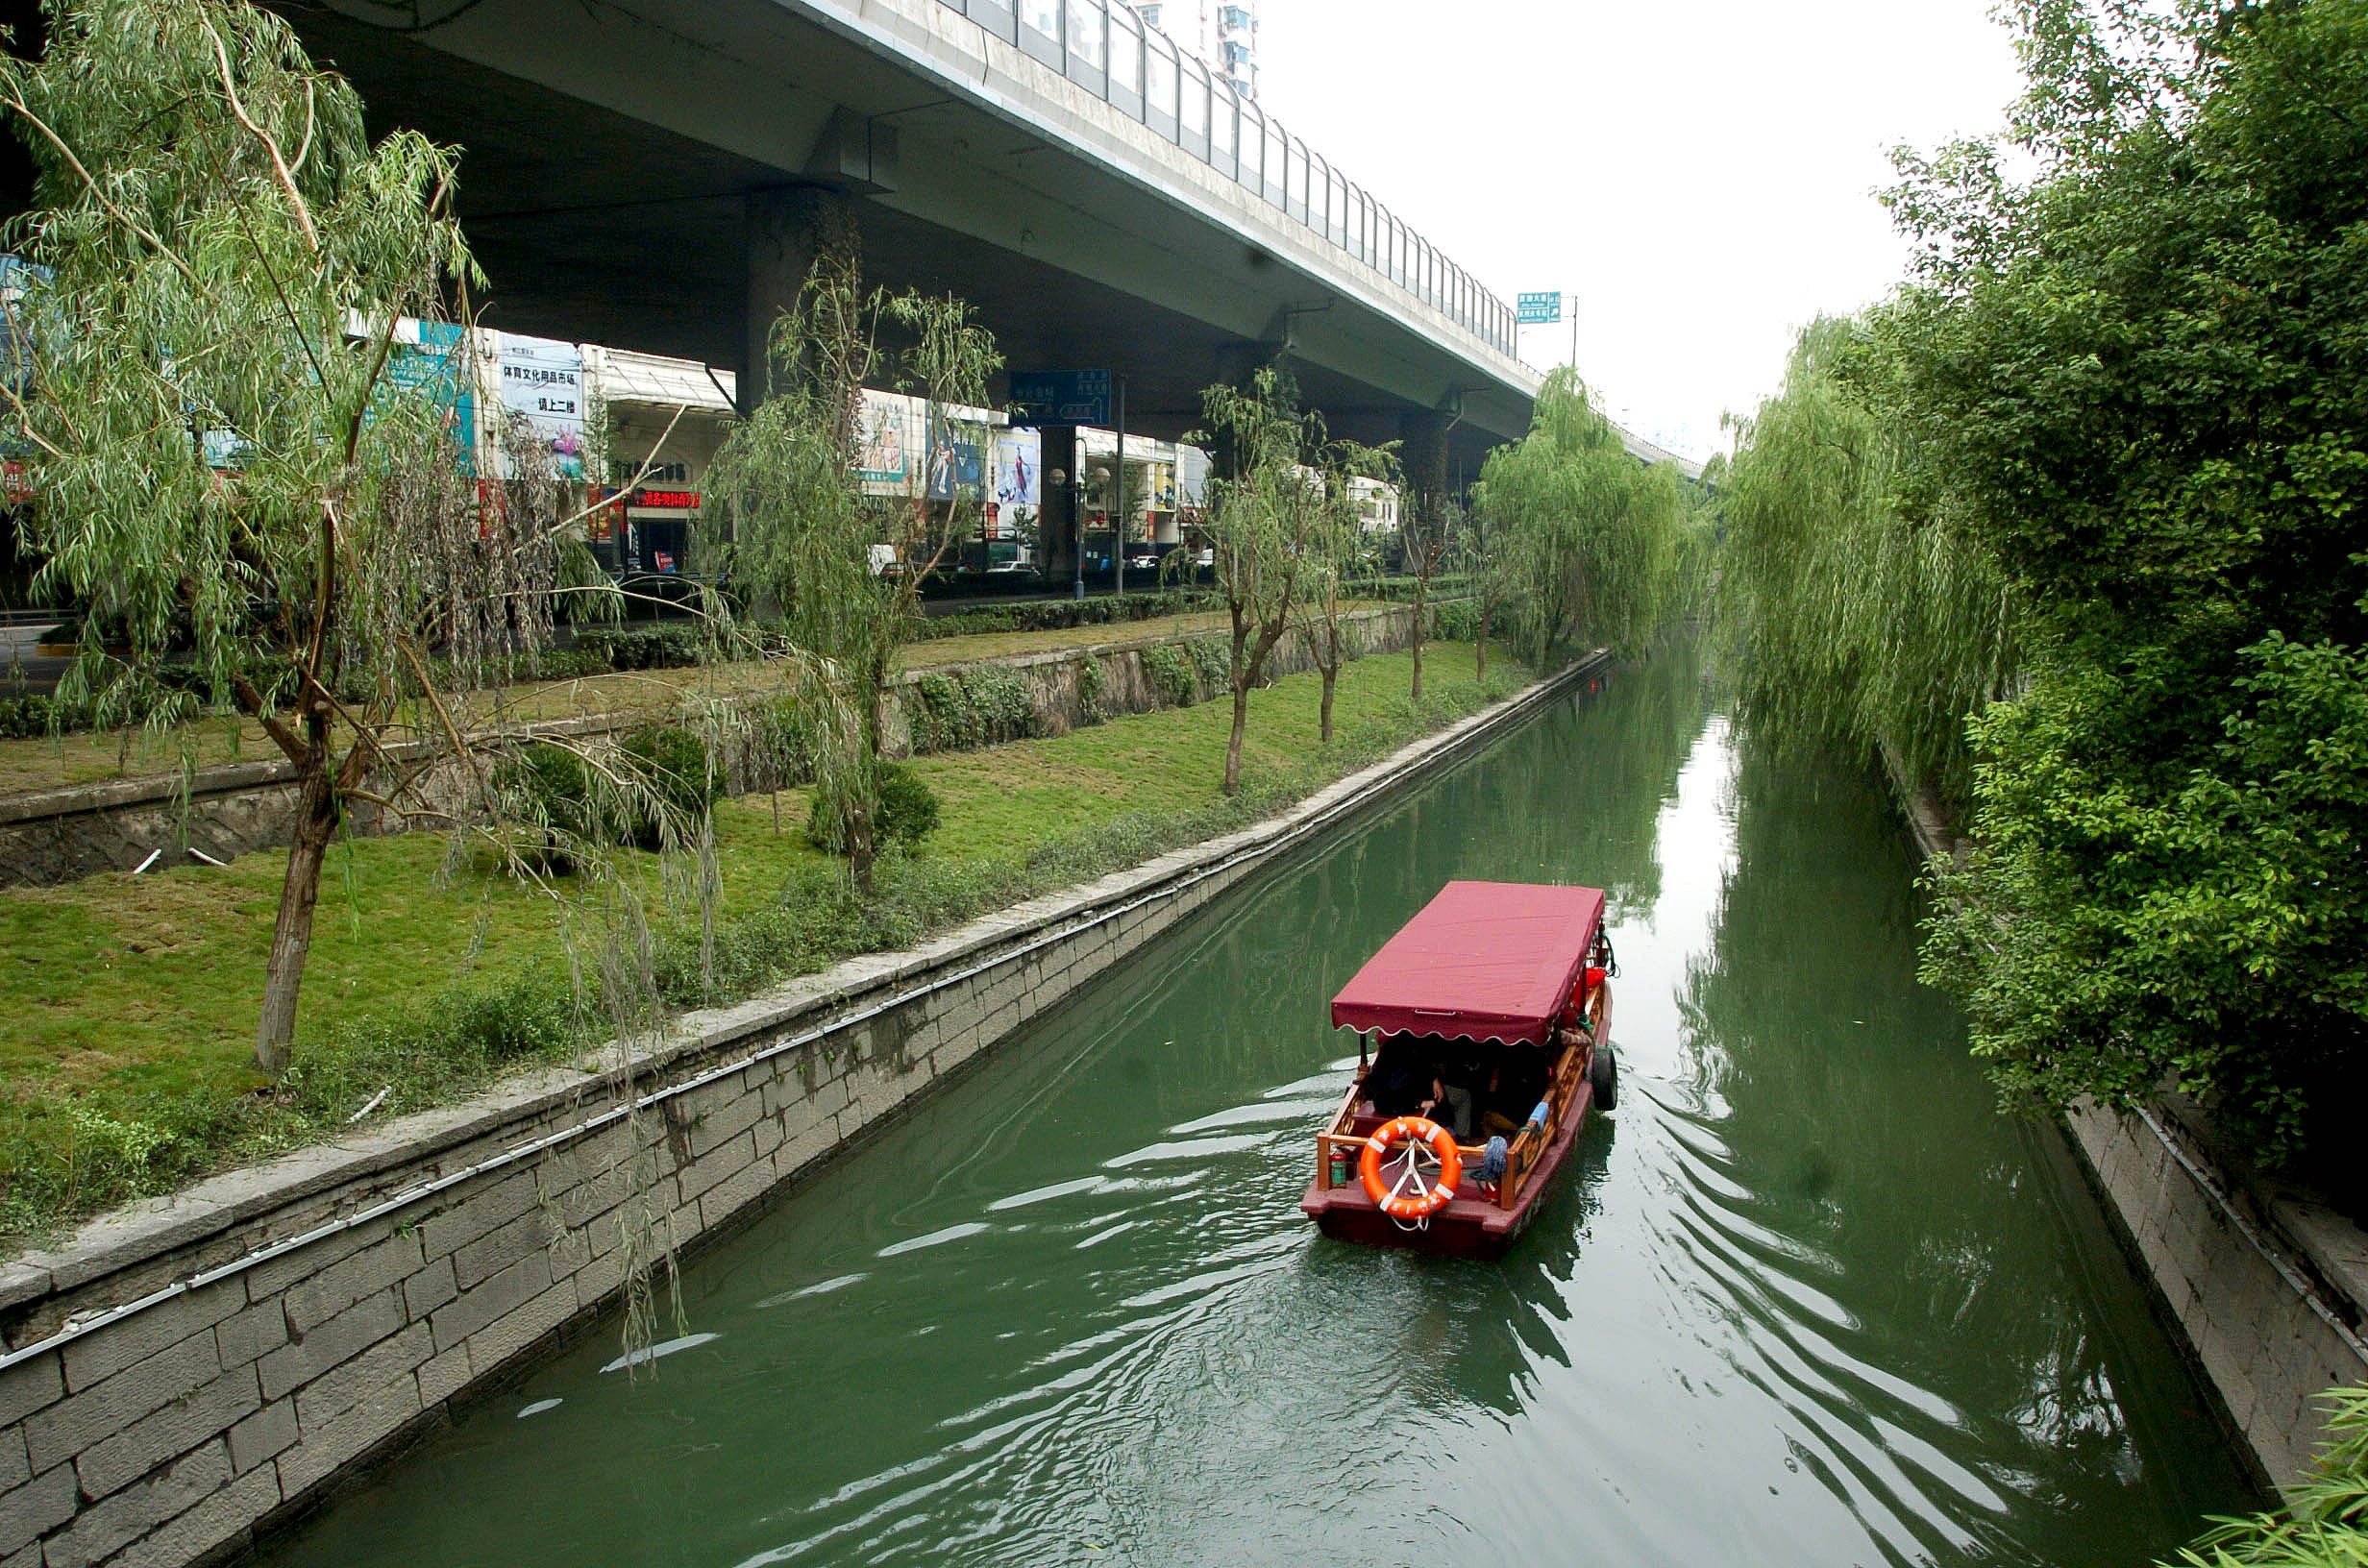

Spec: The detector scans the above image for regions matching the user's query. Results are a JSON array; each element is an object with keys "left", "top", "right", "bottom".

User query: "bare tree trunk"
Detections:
[
  {"left": 254, "top": 751, "right": 336, "bottom": 1075},
  {"left": 1410, "top": 569, "right": 1428, "bottom": 702},
  {"left": 1224, "top": 678, "right": 1250, "bottom": 796},
  {"left": 1320, "top": 659, "right": 1337, "bottom": 745},
  {"left": 1223, "top": 615, "right": 1251, "bottom": 796}
]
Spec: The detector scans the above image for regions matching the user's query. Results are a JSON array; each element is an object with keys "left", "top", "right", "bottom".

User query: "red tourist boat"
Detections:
[{"left": 1299, "top": 880, "right": 1617, "bottom": 1259}]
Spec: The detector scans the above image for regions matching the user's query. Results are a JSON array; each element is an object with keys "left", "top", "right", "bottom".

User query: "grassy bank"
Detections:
[
  {"left": 0, "top": 606, "right": 1271, "bottom": 796},
  {"left": 0, "top": 643, "right": 1526, "bottom": 1246}
]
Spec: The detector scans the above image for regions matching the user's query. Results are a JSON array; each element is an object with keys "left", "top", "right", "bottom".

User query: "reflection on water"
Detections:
[{"left": 248, "top": 646, "right": 2254, "bottom": 1568}]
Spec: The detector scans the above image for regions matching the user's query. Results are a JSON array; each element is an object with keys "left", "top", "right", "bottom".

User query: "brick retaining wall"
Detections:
[{"left": 0, "top": 649, "right": 1593, "bottom": 1568}]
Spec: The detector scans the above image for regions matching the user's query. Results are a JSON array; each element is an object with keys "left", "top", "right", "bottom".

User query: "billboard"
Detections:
[
  {"left": 994, "top": 428, "right": 1040, "bottom": 509},
  {"left": 856, "top": 388, "right": 914, "bottom": 491},
  {"left": 925, "top": 407, "right": 986, "bottom": 502},
  {"left": 494, "top": 331, "right": 585, "bottom": 480}
]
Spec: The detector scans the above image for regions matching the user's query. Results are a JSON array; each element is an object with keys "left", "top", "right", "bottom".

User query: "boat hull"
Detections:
[{"left": 1299, "top": 1080, "right": 1597, "bottom": 1260}]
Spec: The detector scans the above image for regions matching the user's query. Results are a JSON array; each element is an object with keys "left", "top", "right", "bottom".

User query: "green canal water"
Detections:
[{"left": 251, "top": 649, "right": 2257, "bottom": 1567}]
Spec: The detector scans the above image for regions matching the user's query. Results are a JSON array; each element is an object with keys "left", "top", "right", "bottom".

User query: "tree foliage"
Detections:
[
  {"left": 1716, "top": 317, "right": 2018, "bottom": 810},
  {"left": 705, "top": 260, "right": 999, "bottom": 886},
  {"left": 1717, "top": 0, "right": 2368, "bottom": 1167},
  {"left": 1473, "top": 368, "right": 1694, "bottom": 667},
  {"left": 1193, "top": 367, "right": 1350, "bottom": 796},
  {"left": 0, "top": 0, "right": 599, "bottom": 1072}
]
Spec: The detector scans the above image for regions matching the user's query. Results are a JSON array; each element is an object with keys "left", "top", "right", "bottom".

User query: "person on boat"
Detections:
[
  {"left": 1423, "top": 1069, "right": 1474, "bottom": 1139},
  {"left": 1478, "top": 1046, "right": 1551, "bottom": 1139},
  {"left": 1360, "top": 1033, "right": 1435, "bottom": 1119}
]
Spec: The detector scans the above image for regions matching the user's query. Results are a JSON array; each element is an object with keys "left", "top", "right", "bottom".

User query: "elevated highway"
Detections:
[{"left": 261, "top": 0, "right": 1562, "bottom": 491}]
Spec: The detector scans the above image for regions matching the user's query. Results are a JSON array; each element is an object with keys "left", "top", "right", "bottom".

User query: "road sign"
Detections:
[
  {"left": 1009, "top": 369, "right": 1114, "bottom": 426},
  {"left": 1516, "top": 292, "right": 1562, "bottom": 326}
]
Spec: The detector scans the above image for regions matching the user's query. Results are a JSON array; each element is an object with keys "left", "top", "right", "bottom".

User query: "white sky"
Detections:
[{"left": 1252, "top": 0, "right": 2028, "bottom": 459}]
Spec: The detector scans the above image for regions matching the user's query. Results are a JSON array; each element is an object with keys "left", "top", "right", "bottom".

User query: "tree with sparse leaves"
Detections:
[
  {"left": 706, "top": 259, "right": 999, "bottom": 891},
  {"left": 1194, "top": 368, "right": 1340, "bottom": 796}
]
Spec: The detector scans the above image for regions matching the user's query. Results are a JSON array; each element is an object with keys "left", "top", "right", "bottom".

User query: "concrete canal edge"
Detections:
[
  {"left": 1892, "top": 787, "right": 2368, "bottom": 1491},
  {"left": 0, "top": 650, "right": 1607, "bottom": 1568}
]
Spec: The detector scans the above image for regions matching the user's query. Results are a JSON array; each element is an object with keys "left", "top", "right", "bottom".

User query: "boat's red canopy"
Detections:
[{"left": 1330, "top": 881, "right": 1606, "bottom": 1046}]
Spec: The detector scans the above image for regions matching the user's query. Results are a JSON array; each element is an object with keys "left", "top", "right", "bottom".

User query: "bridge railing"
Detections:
[{"left": 936, "top": 0, "right": 1517, "bottom": 358}]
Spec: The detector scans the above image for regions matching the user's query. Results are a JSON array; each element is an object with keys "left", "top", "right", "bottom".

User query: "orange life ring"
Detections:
[{"left": 1358, "top": 1115, "right": 1462, "bottom": 1220}]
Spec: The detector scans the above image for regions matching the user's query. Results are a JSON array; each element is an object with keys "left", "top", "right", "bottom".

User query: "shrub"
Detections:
[
  {"left": 494, "top": 742, "right": 603, "bottom": 870},
  {"left": 1140, "top": 644, "right": 1196, "bottom": 707},
  {"left": 617, "top": 725, "right": 726, "bottom": 850},
  {"left": 876, "top": 762, "right": 941, "bottom": 846},
  {"left": 1430, "top": 598, "right": 1490, "bottom": 643},
  {"left": 804, "top": 760, "right": 939, "bottom": 853},
  {"left": 905, "top": 668, "right": 1041, "bottom": 753},
  {"left": 963, "top": 667, "right": 1036, "bottom": 743},
  {"left": 0, "top": 695, "right": 64, "bottom": 739},
  {"left": 1075, "top": 655, "right": 1106, "bottom": 725},
  {"left": 1187, "top": 636, "right": 1228, "bottom": 694}
]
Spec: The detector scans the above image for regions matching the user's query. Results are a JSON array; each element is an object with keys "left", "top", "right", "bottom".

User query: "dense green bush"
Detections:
[
  {"left": 1186, "top": 636, "right": 1228, "bottom": 695},
  {"left": 494, "top": 742, "right": 603, "bottom": 870},
  {"left": 0, "top": 695, "right": 64, "bottom": 740},
  {"left": 1140, "top": 644, "right": 1197, "bottom": 707},
  {"left": 1428, "top": 598, "right": 1492, "bottom": 644},
  {"left": 617, "top": 725, "right": 726, "bottom": 850},
  {"left": 806, "top": 760, "right": 938, "bottom": 853},
  {"left": 905, "top": 667, "right": 1041, "bottom": 753},
  {"left": 875, "top": 762, "right": 941, "bottom": 846}
]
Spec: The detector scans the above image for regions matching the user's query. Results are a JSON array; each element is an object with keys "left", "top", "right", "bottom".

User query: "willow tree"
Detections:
[
  {"left": 0, "top": 0, "right": 587, "bottom": 1074},
  {"left": 1715, "top": 316, "right": 2017, "bottom": 813},
  {"left": 1295, "top": 446, "right": 1391, "bottom": 745},
  {"left": 1195, "top": 368, "right": 1333, "bottom": 796},
  {"left": 1474, "top": 368, "right": 1689, "bottom": 668},
  {"left": 707, "top": 263, "right": 999, "bottom": 889}
]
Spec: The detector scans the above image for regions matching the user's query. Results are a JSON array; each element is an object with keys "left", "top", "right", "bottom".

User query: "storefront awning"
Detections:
[{"left": 596, "top": 348, "right": 736, "bottom": 414}]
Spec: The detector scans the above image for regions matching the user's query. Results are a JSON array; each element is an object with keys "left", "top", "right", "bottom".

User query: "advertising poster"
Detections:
[
  {"left": 1176, "top": 444, "right": 1211, "bottom": 509},
  {"left": 856, "top": 388, "right": 913, "bottom": 491},
  {"left": 925, "top": 408, "right": 986, "bottom": 502},
  {"left": 495, "top": 331, "right": 585, "bottom": 480},
  {"left": 993, "top": 428, "right": 1040, "bottom": 510},
  {"left": 383, "top": 320, "right": 473, "bottom": 470}
]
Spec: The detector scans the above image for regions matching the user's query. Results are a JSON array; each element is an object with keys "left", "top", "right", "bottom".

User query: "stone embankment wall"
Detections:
[
  {"left": 0, "top": 649, "right": 1593, "bottom": 1568},
  {"left": 0, "top": 605, "right": 1425, "bottom": 888},
  {"left": 1888, "top": 780, "right": 2368, "bottom": 1489},
  {"left": 2065, "top": 1101, "right": 2368, "bottom": 1487}
]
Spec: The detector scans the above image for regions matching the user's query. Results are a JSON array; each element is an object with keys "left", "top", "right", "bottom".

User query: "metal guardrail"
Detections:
[{"left": 932, "top": 0, "right": 1517, "bottom": 358}]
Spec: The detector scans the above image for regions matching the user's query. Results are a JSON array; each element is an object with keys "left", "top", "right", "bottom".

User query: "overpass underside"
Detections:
[{"left": 254, "top": 0, "right": 1530, "bottom": 484}]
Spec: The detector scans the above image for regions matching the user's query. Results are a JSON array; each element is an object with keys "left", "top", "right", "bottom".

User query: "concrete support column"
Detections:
[
  {"left": 1040, "top": 426, "right": 1079, "bottom": 582},
  {"left": 743, "top": 185, "right": 860, "bottom": 414},
  {"left": 1399, "top": 406, "right": 1453, "bottom": 533}
]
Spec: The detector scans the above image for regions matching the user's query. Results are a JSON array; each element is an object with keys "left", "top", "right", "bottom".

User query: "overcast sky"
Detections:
[{"left": 1252, "top": 0, "right": 2028, "bottom": 459}]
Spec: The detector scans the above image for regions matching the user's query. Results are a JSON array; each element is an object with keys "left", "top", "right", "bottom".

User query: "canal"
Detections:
[{"left": 251, "top": 648, "right": 2257, "bottom": 1567}]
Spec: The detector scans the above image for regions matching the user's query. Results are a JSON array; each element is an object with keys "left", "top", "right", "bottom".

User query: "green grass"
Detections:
[{"left": 0, "top": 642, "right": 1526, "bottom": 1244}]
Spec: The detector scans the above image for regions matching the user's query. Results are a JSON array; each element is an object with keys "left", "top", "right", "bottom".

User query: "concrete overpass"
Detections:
[{"left": 233, "top": 0, "right": 1562, "bottom": 500}]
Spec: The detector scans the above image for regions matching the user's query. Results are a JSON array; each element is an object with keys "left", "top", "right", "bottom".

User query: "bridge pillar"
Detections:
[
  {"left": 742, "top": 186, "right": 861, "bottom": 413},
  {"left": 1399, "top": 405, "right": 1453, "bottom": 533}
]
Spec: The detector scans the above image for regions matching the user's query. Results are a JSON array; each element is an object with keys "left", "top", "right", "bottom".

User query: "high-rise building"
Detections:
[{"left": 1133, "top": 0, "right": 1258, "bottom": 98}]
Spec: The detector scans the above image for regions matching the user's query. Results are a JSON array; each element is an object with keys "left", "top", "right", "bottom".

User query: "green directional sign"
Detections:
[{"left": 1516, "top": 292, "right": 1562, "bottom": 325}]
